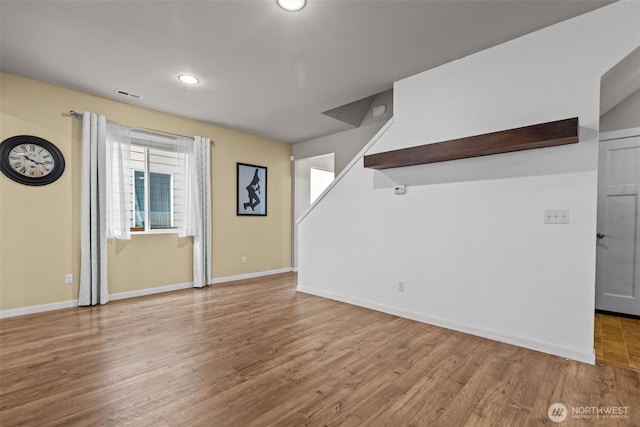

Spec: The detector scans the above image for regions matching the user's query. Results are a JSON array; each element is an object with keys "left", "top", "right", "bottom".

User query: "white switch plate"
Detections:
[
  {"left": 544, "top": 209, "right": 570, "bottom": 224},
  {"left": 65, "top": 274, "right": 73, "bottom": 284},
  {"left": 394, "top": 185, "right": 406, "bottom": 195},
  {"left": 241, "top": 256, "right": 246, "bottom": 264}
]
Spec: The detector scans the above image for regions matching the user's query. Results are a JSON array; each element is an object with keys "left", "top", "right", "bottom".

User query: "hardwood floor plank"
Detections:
[
  {"left": 2, "top": 273, "right": 639, "bottom": 426},
  {"left": 594, "top": 313, "right": 640, "bottom": 371}
]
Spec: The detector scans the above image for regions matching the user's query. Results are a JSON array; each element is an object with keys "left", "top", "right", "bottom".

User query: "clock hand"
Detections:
[{"left": 24, "top": 155, "right": 46, "bottom": 166}]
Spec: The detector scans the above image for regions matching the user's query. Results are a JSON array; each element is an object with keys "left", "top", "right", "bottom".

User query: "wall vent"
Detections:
[{"left": 115, "top": 89, "right": 143, "bottom": 99}]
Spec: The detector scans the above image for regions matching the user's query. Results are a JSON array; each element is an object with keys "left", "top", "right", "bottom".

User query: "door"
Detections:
[{"left": 596, "top": 131, "right": 640, "bottom": 316}]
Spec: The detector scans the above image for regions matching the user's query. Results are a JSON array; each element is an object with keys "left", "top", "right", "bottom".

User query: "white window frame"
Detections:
[{"left": 130, "top": 132, "right": 182, "bottom": 235}]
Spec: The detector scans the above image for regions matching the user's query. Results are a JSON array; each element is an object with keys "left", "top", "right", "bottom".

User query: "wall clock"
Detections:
[{"left": 0, "top": 135, "right": 65, "bottom": 186}]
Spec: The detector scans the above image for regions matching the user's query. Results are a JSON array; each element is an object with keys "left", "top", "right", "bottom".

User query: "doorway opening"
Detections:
[
  {"left": 595, "top": 46, "right": 640, "bottom": 370},
  {"left": 293, "top": 153, "right": 335, "bottom": 269},
  {"left": 309, "top": 166, "right": 335, "bottom": 204}
]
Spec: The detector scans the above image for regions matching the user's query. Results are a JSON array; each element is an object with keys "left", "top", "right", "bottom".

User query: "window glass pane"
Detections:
[
  {"left": 150, "top": 172, "right": 172, "bottom": 228},
  {"left": 148, "top": 147, "right": 178, "bottom": 229},
  {"left": 130, "top": 146, "right": 145, "bottom": 228},
  {"left": 134, "top": 170, "right": 145, "bottom": 228}
]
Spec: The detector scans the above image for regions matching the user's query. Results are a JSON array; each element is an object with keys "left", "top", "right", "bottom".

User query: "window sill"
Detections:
[{"left": 131, "top": 229, "right": 179, "bottom": 236}]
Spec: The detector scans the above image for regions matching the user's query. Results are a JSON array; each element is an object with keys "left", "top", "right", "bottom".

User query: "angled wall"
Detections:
[
  {"left": 600, "top": 88, "right": 640, "bottom": 132},
  {"left": 297, "top": 1, "right": 640, "bottom": 363}
]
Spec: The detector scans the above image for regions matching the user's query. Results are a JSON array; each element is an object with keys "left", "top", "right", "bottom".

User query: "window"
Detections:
[
  {"left": 129, "top": 131, "right": 186, "bottom": 232},
  {"left": 134, "top": 170, "right": 173, "bottom": 228}
]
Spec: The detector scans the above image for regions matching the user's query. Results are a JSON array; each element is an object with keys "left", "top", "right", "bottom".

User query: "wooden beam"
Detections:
[{"left": 363, "top": 117, "right": 579, "bottom": 170}]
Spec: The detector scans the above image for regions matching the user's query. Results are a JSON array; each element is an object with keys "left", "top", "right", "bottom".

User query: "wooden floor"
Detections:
[
  {"left": 1, "top": 273, "right": 639, "bottom": 426},
  {"left": 595, "top": 312, "right": 640, "bottom": 371}
]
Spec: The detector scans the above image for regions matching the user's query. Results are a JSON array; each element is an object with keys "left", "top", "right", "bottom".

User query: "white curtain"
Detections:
[
  {"left": 79, "top": 112, "right": 131, "bottom": 306},
  {"left": 179, "top": 136, "right": 212, "bottom": 288},
  {"left": 105, "top": 124, "right": 132, "bottom": 239}
]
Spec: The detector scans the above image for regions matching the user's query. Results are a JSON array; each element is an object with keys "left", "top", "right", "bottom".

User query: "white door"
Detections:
[{"left": 596, "top": 130, "right": 640, "bottom": 316}]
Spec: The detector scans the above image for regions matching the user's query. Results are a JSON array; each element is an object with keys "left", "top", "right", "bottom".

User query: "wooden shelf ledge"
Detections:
[{"left": 363, "top": 117, "right": 579, "bottom": 170}]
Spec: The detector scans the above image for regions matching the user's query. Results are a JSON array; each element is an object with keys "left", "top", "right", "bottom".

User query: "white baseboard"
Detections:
[
  {"left": 0, "top": 268, "right": 294, "bottom": 319},
  {"left": 297, "top": 285, "right": 595, "bottom": 365},
  {"left": 109, "top": 282, "right": 193, "bottom": 301},
  {"left": 0, "top": 300, "right": 78, "bottom": 319},
  {"left": 211, "top": 267, "right": 293, "bottom": 284}
]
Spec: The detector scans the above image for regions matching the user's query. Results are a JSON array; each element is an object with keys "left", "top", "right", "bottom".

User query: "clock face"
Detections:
[
  {"left": 0, "top": 136, "right": 65, "bottom": 186},
  {"left": 8, "top": 143, "right": 56, "bottom": 178}
]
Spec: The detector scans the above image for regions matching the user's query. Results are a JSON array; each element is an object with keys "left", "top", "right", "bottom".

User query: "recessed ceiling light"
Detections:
[
  {"left": 277, "top": 0, "right": 306, "bottom": 12},
  {"left": 178, "top": 74, "right": 199, "bottom": 85}
]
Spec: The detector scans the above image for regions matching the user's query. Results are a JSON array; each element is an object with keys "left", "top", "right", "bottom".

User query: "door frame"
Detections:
[
  {"left": 599, "top": 127, "right": 640, "bottom": 144},
  {"left": 596, "top": 126, "right": 640, "bottom": 316}
]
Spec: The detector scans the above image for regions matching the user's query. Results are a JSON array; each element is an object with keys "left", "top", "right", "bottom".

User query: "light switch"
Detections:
[{"left": 544, "top": 209, "right": 570, "bottom": 224}]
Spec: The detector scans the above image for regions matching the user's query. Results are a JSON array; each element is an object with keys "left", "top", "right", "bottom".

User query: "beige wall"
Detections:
[{"left": 0, "top": 72, "right": 291, "bottom": 311}]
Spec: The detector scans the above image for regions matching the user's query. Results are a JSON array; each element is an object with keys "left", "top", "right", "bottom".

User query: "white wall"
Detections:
[
  {"left": 294, "top": 154, "right": 335, "bottom": 220},
  {"left": 600, "top": 89, "right": 640, "bottom": 132},
  {"left": 360, "top": 89, "right": 394, "bottom": 128},
  {"left": 292, "top": 88, "right": 393, "bottom": 174},
  {"left": 292, "top": 154, "right": 335, "bottom": 268},
  {"left": 293, "top": 122, "right": 386, "bottom": 175},
  {"left": 297, "top": 1, "right": 640, "bottom": 364}
]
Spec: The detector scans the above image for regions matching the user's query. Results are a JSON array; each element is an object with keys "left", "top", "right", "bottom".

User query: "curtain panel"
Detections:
[
  {"left": 179, "top": 136, "right": 212, "bottom": 287},
  {"left": 79, "top": 112, "right": 131, "bottom": 306}
]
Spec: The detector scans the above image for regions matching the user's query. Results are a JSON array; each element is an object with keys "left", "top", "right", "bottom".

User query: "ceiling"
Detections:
[{"left": 0, "top": 0, "right": 614, "bottom": 144}]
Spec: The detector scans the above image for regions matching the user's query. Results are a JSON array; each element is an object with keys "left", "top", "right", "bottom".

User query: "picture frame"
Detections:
[{"left": 237, "top": 163, "right": 267, "bottom": 216}]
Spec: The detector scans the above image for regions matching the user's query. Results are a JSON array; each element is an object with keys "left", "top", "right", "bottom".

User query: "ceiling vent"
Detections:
[{"left": 115, "top": 89, "right": 143, "bottom": 99}]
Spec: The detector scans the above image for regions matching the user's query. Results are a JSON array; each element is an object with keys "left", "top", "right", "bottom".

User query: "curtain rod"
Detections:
[{"left": 68, "top": 110, "right": 215, "bottom": 145}]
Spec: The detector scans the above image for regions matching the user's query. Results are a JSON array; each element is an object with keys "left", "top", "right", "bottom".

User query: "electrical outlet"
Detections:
[
  {"left": 241, "top": 256, "right": 247, "bottom": 264},
  {"left": 65, "top": 274, "right": 73, "bottom": 284},
  {"left": 397, "top": 281, "right": 405, "bottom": 292}
]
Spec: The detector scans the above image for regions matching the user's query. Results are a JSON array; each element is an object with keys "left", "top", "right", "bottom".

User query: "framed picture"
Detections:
[{"left": 237, "top": 163, "right": 267, "bottom": 216}]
